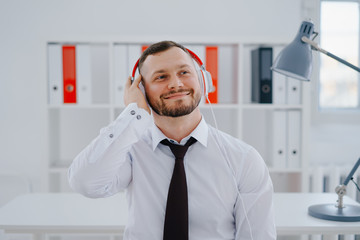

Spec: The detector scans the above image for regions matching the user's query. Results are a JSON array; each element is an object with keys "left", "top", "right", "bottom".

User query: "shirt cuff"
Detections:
[
  {"left": 110, "top": 103, "right": 153, "bottom": 140},
  {"left": 116, "top": 103, "right": 151, "bottom": 122},
  {"left": 89, "top": 103, "right": 152, "bottom": 163}
]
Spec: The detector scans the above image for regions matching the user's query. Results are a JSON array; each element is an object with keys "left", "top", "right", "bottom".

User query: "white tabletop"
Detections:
[
  {"left": 274, "top": 193, "right": 360, "bottom": 235},
  {"left": 0, "top": 192, "right": 360, "bottom": 235},
  {"left": 0, "top": 193, "right": 127, "bottom": 234}
]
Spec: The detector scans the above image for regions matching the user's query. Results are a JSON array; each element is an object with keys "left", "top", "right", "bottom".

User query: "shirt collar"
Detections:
[{"left": 151, "top": 116, "right": 208, "bottom": 151}]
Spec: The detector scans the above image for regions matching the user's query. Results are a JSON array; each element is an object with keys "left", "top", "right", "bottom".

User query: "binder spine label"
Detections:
[
  {"left": 251, "top": 47, "right": 273, "bottom": 103},
  {"left": 206, "top": 46, "right": 218, "bottom": 103},
  {"left": 62, "top": 46, "right": 77, "bottom": 103},
  {"left": 48, "top": 44, "right": 63, "bottom": 105}
]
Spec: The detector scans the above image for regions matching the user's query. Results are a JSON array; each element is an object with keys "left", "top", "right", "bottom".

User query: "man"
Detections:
[{"left": 68, "top": 41, "right": 276, "bottom": 240}]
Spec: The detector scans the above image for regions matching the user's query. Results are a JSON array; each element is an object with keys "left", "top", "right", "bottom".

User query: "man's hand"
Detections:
[{"left": 124, "top": 75, "right": 151, "bottom": 114}]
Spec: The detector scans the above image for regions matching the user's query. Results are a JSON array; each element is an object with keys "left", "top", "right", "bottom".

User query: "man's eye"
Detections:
[
  {"left": 156, "top": 75, "right": 166, "bottom": 80},
  {"left": 181, "top": 71, "right": 189, "bottom": 75}
]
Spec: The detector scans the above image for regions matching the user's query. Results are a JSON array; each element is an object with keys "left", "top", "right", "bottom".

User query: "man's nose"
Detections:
[{"left": 168, "top": 75, "right": 184, "bottom": 89}]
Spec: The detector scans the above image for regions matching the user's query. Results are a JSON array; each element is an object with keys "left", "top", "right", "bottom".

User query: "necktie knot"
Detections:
[{"left": 161, "top": 137, "right": 197, "bottom": 161}]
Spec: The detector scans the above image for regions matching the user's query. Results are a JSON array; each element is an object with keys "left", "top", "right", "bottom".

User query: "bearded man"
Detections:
[{"left": 69, "top": 40, "right": 276, "bottom": 240}]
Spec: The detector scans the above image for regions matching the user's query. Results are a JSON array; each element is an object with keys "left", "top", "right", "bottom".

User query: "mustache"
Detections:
[{"left": 161, "top": 89, "right": 194, "bottom": 99}]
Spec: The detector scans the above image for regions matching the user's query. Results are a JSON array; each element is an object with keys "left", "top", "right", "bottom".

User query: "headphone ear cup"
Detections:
[
  {"left": 202, "top": 69, "right": 214, "bottom": 97},
  {"left": 197, "top": 69, "right": 206, "bottom": 97}
]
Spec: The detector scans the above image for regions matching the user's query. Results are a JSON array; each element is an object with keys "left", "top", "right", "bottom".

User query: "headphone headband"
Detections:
[
  {"left": 131, "top": 48, "right": 205, "bottom": 81},
  {"left": 131, "top": 59, "right": 140, "bottom": 81}
]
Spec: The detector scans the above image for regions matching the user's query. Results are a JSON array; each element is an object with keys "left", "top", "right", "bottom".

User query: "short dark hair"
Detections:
[{"left": 138, "top": 40, "right": 190, "bottom": 74}]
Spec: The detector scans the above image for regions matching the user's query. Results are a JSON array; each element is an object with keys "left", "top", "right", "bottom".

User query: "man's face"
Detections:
[{"left": 140, "top": 47, "right": 202, "bottom": 117}]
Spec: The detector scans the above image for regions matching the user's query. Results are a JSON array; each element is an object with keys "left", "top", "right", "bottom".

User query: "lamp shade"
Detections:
[{"left": 271, "top": 20, "right": 315, "bottom": 81}]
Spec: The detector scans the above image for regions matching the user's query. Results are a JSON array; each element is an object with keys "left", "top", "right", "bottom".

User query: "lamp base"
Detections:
[{"left": 308, "top": 204, "right": 360, "bottom": 222}]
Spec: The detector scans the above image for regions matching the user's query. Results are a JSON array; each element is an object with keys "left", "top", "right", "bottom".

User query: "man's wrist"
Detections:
[{"left": 118, "top": 103, "right": 151, "bottom": 121}]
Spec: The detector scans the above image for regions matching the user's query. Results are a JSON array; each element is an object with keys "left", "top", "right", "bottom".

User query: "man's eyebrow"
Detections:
[
  {"left": 150, "top": 69, "right": 166, "bottom": 78},
  {"left": 150, "top": 64, "right": 192, "bottom": 77},
  {"left": 178, "top": 64, "right": 192, "bottom": 69}
]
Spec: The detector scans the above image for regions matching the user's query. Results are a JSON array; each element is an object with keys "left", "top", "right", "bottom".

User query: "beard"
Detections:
[{"left": 146, "top": 88, "right": 201, "bottom": 117}]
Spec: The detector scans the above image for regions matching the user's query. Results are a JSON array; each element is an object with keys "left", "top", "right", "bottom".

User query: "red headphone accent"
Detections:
[{"left": 131, "top": 59, "right": 140, "bottom": 81}]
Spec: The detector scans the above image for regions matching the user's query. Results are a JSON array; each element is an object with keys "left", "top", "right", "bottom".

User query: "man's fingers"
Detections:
[
  {"left": 132, "top": 74, "right": 142, "bottom": 86},
  {"left": 125, "top": 76, "right": 132, "bottom": 88}
]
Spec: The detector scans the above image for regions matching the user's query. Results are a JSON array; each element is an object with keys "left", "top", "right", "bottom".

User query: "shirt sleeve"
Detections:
[
  {"left": 68, "top": 103, "right": 152, "bottom": 198},
  {"left": 234, "top": 147, "right": 277, "bottom": 240}
]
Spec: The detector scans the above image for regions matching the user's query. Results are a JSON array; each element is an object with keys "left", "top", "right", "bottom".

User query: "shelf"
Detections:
[
  {"left": 199, "top": 103, "right": 239, "bottom": 109},
  {"left": 49, "top": 162, "right": 71, "bottom": 173},
  {"left": 46, "top": 40, "right": 309, "bottom": 193},
  {"left": 48, "top": 104, "right": 111, "bottom": 109},
  {"left": 241, "top": 104, "right": 303, "bottom": 110},
  {"left": 55, "top": 104, "right": 303, "bottom": 110}
]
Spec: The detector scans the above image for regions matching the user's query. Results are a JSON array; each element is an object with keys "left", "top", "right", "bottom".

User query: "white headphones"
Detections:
[{"left": 131, "top": 48, "right": 215, "bottom": 97}]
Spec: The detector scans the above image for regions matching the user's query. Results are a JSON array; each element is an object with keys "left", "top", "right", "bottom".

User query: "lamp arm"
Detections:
[
  {"left": 343, "top": 157, "right": 360, "bottom": 186},
  {"left": 334, "top": 157, "right": 360, "bottom": 208},
  {"left": 301, "top": 36, "right": 360, "bottom": 73}
]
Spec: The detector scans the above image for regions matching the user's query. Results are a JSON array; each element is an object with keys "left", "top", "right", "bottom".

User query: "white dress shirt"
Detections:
[{"left": 68, "top": 103, "right": 276, "bottom": 240}]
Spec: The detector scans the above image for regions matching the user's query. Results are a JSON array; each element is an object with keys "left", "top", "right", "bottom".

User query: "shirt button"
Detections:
[
  {"left": 136, "top": 115, "right": 141, "bottom": 120},
  {"left": 109, "top": 134, "right": 114, "bottom": 138},
  {"left": 130, "top": 110, "right": 136, "bottom": 115}
]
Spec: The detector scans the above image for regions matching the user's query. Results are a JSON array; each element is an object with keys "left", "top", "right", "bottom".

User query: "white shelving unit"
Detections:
[{"left": 46, "top": 37, "right": 310, "bottom": 193}]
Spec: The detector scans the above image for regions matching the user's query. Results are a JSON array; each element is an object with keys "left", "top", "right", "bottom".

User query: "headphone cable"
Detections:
[{"left": 205, "top": 95, "right": 254, "bottom": 240}]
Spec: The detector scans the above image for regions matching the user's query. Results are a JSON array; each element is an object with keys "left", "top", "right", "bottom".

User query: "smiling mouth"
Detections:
[{"left": 163, "top": 90, "right": 191, "bottom": 100}]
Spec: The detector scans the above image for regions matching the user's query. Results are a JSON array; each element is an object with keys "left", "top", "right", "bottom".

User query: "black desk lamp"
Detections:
[{"left": 271, "top": 19, "right": 360, "bottom": 222}]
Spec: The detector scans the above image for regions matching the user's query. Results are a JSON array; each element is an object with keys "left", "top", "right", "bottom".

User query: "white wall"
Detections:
[
  {"left": 306, "top": 0, "right": 360, "bottom": 167},
  {"left": 309, "top": 123, "right": 360, "bottom": 165},
  {"left": 2, "top": 0, "right": 338, "bottom": 192}
]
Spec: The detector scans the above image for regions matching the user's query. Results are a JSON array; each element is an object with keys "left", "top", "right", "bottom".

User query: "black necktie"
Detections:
[{"left": 160, "top": 137, "right": 197, "bottom": 240}]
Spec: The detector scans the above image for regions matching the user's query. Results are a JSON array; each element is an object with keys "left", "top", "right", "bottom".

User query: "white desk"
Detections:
[
  {"left": 274, "top": 193, "right": 360, "bottom": 235},
  {"left": 0, "top": 193, "right": 127, "bottom": 236},
  {"left": 0, "top": 193, "right": 360, "bottom": 239}
]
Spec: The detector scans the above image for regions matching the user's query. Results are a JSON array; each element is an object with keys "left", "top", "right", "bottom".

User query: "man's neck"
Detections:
[{"left": 153, "top": 108, "right": 202, "bottom": 143}]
